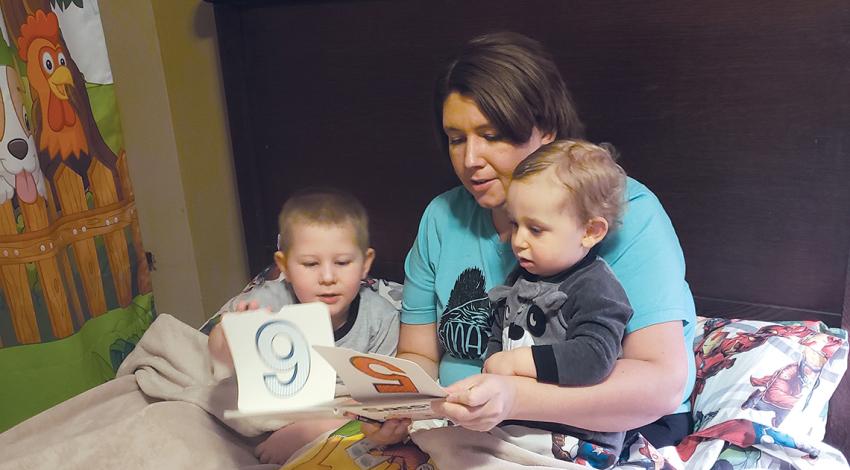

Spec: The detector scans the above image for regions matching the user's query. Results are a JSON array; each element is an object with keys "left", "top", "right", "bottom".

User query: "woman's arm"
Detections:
[
  {"left": 434, "top": 321, "right": 687, "bottom": 432},
  {"left": 397, "top": 322, "right": 441, "bottom": 379}
]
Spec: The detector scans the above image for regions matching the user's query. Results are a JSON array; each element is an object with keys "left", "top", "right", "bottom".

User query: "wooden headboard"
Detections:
[{"left": 206, "top": 0, "right": 850, "bottom": 455}]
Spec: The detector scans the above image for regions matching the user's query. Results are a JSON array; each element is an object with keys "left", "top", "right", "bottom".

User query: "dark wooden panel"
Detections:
[{"left": 212, "top": 1, "right": 849, "bottom": 317}]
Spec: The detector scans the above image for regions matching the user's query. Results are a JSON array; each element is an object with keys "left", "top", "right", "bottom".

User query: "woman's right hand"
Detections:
[{"left": 359, "top": 418, "right": 412, "bottom": 446}]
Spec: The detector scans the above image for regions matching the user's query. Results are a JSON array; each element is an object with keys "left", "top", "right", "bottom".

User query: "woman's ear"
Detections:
[
  {"left": 582, "top": 217, "right": 609, "bottom": 248},
  {"left": 541, "top": 131, "right": 556, "bottom": 145},
  {"left": 361, "top": 248, "right": 376, "bottom": 279}
]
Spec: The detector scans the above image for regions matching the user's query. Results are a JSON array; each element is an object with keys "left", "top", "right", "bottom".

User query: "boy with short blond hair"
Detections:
[
  {"left": 207, "top": 188, "right": 399, "bottom": 465},
  {"left": 484, "top": 140, "right": 632, "bottom": 469}
]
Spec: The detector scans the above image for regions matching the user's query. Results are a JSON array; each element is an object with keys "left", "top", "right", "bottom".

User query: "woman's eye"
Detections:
[
  {"left": 448, "top": 136, "right": 464, "bottom": 146},
  {"left": 483, "top": 133, "right": 501, "bottom": 142}
]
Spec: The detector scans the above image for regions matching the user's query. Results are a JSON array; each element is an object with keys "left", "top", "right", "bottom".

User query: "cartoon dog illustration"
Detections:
[{"left": 0, "top": 64, "right": 46, "bottom": 205}]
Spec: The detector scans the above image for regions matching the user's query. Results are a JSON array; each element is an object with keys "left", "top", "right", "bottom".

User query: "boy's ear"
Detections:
[
  {"left": 361, "top": 248, "right": 376, "bottom": 279},
  {"left": 582, "top": 217, "right": 609, "bottom": 248},
  {"left": 274, "top": 251, "right": 288, "bottom": 276}
]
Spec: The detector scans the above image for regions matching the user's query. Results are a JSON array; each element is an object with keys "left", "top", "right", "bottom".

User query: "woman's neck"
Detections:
[{"left": 491, "top": 206, "right": 512, "bottom": 242}]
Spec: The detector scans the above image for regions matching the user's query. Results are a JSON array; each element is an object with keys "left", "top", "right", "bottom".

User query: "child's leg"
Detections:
[{"left": 255, "top": 418, "right": 349, "bottom": 465}]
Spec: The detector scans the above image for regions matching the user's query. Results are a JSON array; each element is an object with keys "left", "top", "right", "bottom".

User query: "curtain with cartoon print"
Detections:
[{"left": 0, "top": 0, "right": 153, "bottom": 432}]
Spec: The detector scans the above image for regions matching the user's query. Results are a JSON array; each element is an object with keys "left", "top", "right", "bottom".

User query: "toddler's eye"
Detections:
[
  {"left": 529, "top": 226, "right": 543, "bottom": 235},
  {"left": 301, "top": 261, "right": 318, "bottom": 268},
  {"left": 335, "top": 260, "right": 352, "bottom": 267}
]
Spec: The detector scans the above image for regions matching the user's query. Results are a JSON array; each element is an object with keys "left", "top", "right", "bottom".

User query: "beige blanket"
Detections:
[{"left": 0, "top": 314, "right": 279, "bottom": 470}]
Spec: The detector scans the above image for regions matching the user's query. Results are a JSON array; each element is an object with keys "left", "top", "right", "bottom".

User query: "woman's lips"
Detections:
[{"left": 470, "top": 178, "right": 495, "bottom": 192}]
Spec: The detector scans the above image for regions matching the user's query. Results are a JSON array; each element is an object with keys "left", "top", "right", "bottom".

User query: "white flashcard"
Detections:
[
  {"left": 312, "top": 346, "right": 447, "bottom": 401},
  {"left": 221, "top": 303, "right": 337, "bottom": 415}
]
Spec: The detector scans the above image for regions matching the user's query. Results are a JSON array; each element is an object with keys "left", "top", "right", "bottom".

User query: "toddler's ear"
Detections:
[
  {"left": 582, "top": 217, "right": 609, "bottom": 248},
  {"left": 361, "top": 248, "right": 376, "bottom": 279},
  {"left": 274, "top": 251, "right": 287, "bottom": 273}
]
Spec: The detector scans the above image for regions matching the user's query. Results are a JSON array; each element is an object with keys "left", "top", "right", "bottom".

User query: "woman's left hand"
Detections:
[{"left": 431, "top": 373, "right": 518, "bottom": 432}]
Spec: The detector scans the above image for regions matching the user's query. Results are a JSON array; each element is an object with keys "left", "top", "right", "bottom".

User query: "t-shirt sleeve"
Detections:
[
  {"left": 604, "top": 186, "right": 695, "bottom": 333},
  {"left": 400, "top": 199, "right": 442, "bottom": 325}
]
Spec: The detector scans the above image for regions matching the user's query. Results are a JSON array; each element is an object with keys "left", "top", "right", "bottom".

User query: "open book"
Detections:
[{"left": 220, "top": 303, "right": 447, "bottom": 422}]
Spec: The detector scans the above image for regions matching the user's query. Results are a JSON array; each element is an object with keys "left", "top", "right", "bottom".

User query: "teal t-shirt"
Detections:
[{"left": 401, "top": 179, "right": 696, "bottom": 413}]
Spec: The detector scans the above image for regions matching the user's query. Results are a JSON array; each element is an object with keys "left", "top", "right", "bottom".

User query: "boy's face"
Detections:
[
  {"left": 275, "top": 222, "right": 374, "bottom": 327},
  {"left": 506, "top": 172, "right": 605, "bottom": 277}
]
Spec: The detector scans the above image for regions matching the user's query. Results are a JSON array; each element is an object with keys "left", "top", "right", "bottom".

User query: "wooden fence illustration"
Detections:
[{"left": 0, "top": 151, "right": 150, "bottom": 346}]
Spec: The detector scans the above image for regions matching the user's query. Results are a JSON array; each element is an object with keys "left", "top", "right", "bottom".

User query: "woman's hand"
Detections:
[
  {"left": 431, "top": 373, "right": 518, "bottom": 432},
  {"left": 357, "top": 417, "right": 411, "bottom": 446}
]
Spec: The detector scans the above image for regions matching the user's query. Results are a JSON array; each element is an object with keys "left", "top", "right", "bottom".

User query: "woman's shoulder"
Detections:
[
  {"left": 419, "top": 186, "right": 483, "bottom": 228},
  {"left": 426, "top": 186, "right": 477, "bottom": 212}
]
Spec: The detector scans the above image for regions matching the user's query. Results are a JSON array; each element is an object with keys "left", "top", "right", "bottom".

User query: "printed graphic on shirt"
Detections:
[{"left": 438, "top": 268, "right": 491, "bottom": 360}]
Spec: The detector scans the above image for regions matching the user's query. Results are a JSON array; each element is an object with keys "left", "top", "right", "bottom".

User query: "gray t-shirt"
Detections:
[{"left": 205, "top": 280, "right": 399, "bottom": 356}]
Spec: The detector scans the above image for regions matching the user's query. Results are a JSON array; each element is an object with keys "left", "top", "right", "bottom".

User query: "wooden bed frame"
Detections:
[{"left": 206, "top": 0, "right": 850, "bottom": 457}]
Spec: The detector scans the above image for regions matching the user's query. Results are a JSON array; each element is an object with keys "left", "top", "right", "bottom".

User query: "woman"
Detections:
[{"left": 363, "top": 31, "right": 696, "bottom": 450}]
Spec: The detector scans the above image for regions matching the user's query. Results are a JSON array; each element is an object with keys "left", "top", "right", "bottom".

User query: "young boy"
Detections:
[
  {"left": 206, "top": 188, "right": 400, "bottom": 465},
  {"left": 484, "top": 140, "right": 633, "bottom": 469}
]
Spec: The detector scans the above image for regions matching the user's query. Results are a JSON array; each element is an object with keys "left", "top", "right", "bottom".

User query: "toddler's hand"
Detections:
[{"left": 482, "top": 348, "right": 536, "bottom": 378}]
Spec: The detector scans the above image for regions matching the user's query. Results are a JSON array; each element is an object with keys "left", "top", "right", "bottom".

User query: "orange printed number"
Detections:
[{"left": 349, "top": 356, "right": 419, "bottom": 394}]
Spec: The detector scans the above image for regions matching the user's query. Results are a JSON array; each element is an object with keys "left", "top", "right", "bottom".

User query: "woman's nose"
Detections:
[{"left": 463, "top": 136, "right": 484, "bottom": 168}]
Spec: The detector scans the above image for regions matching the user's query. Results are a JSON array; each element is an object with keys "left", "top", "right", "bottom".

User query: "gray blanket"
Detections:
[{"left": 0, "top": 314, "right": 279, "bottom": 470}]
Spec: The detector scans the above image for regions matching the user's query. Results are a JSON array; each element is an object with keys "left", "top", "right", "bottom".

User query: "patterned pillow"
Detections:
[{"left": 691, "top": 317, "right": 848, "bottom": 444}]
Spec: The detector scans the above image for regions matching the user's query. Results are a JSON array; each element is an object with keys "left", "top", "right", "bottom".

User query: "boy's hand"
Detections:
[
  {"left": 357, "top": 417, "right": 411, "bottom": 446},
  {"left": 482, "top": 348, "right": 536, "bottom": 379},
  {"left": 235, "top": 300, "right": 261, "bottom": 312},
  {"left": 208, "top": 300, "right": 267, "bottom": 367}
]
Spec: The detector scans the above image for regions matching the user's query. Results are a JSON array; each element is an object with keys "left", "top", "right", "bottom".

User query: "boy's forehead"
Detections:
[{"left": 285, "top": 219, "right": 366, "bottom": 251}]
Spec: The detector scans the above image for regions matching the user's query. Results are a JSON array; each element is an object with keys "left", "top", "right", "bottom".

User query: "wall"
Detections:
[{"left": 99, "top": 0, "right": 247, "bottom": 327}]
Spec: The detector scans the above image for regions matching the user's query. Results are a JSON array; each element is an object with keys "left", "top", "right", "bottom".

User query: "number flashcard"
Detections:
[
  {"left": 221, "top": 303, "right": 337, "bottom": 416},
  {"left": 221, "top": 303, "right": 447, "bottom": 422},
  {"left": 313, "top": 346, "right": 448, "bottom": 421}
]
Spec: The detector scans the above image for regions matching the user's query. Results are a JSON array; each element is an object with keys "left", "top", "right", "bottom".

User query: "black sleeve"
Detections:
[{"left": 532, "top": 268, "right": 633, "bottom": 386}]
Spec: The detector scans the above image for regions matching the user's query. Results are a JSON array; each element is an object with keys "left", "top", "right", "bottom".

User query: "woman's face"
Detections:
[{"left": 442, "top": 92, "right": 553, "bottom": 209}]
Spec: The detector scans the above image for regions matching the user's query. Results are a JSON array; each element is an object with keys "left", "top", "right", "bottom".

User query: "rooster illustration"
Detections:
[{"left": 17, "top": 9, "right": 88, "bottom": 168}]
